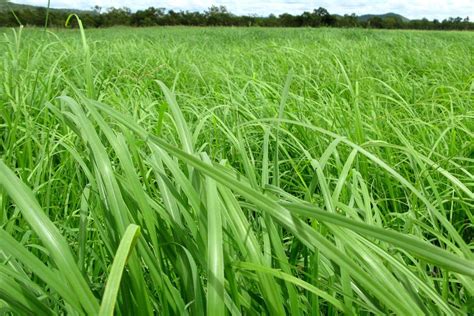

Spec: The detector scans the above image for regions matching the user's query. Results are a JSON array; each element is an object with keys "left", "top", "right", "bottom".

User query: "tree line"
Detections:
[{"left": 1, "top": 4, "right": 473, "bottom": 30}]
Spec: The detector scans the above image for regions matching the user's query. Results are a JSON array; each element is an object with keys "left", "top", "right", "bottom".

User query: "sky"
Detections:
[{"left": 13, "top": 0, "right": 474, "bottom": 20}]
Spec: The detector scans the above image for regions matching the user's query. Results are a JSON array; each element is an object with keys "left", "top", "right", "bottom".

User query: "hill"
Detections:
[
  {"left": 358, "top": 13, "right": 410, "bottom": 22},
  {"left": 0, "top": 1, "right": 94, "bottom": 14}
]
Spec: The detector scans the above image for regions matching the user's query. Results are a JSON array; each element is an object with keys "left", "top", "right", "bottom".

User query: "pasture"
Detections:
[{"left": 0, "top": 26, "right": 473, "bottom": 314}]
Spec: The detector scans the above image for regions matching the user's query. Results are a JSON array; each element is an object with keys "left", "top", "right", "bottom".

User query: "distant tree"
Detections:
[
  {"left": 368, "top": 16, "right": 384, "bottom": 28},
  {"left": 0, "top": 0, "right": 24, "bottom": 26},
  {"left": 103, "top": 7, "right": 131, "bottom": 26},
  {"left": 384, "top": 16, "right": 402, "bottom": 29},
  {"left": 205, "top": 5, "right": 232, "bottom": 26},
  {"left": 132, "top": 7, "right": 165, "bottom": 26},
  {"left": 260, "top": 13, "right": 278, "bottom": 27},
  {"left": 0, "top": 1, "right": 473, "bottom": 30},
  {"left": 313, "top": 7, "right": 336, "bottom": 26},
  {"left": 92, "top": 5, "right": 102, "bottom": 14},
  {"left": 314, "top": 7, "right": 329, "bottom": 17},
  {"left": 300, "top": 10, "right": 320, "bottom": 27},
  {"left": 339, "top": 13, "right": 359, "bottom": 27},
  {"left": 279, "top": 13, "right": 300, "bottom": 27}
]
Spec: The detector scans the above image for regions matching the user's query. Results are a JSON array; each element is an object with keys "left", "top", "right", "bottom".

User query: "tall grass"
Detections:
[{"left": 0, "top": 26, "right": 473, "bottom": 314}]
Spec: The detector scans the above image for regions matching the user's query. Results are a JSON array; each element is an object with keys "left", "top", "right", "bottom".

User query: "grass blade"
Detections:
[{"left": 99, "top": 224, "right": 141, "bottom": 316}]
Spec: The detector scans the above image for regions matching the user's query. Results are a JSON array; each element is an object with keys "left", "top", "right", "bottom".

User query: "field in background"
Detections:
[{"left": 0, "top": 26, "right": 473, "bottom": 314}]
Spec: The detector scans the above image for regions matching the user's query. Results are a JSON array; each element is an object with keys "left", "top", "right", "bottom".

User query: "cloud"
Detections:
[{"left": 14, "top": 0, "right": 474, "bottom": 19}]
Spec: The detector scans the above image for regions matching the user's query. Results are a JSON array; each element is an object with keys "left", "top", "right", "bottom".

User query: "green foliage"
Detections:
[
  {"left": 0, "top": 2, "right": 473, "bottom": 29},
  {"left": 0, "top": 26, "right": 473, "bottom": 314}
]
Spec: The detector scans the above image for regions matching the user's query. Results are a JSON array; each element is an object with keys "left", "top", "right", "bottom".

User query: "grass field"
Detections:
[{"left": 0, "top": 25, "right": 473, "bottom": 315}]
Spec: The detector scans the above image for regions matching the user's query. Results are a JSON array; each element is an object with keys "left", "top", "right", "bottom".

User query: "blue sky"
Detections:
[{"left": 14, "top": 0, "right": 474, "bottom": 20}]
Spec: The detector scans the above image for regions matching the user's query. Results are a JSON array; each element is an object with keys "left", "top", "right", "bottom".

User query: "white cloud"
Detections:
[{"left": 14, "top": 0, "right": 474, "bottom": 19}]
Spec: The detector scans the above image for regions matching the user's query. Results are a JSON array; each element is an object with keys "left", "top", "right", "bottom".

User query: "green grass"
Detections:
[{"left": 0, "top": 25, "right": 473, "bottom": 315}]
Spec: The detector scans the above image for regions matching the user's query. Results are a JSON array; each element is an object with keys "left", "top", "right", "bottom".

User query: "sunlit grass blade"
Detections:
[
  {"left": 99, "top": 224, "right": 141, "bottom": 316},
  {"left": 203, "top": 154, "right": 225, "bottom": 316}
]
